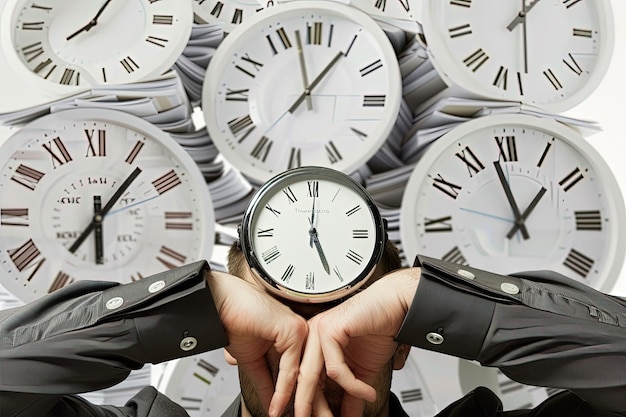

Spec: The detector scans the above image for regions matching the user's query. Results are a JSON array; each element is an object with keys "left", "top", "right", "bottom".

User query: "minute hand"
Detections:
[
  {"left": 288, "top": 51, "right": 343, "bottom": 114},
  {"left": 507, "top": 0, "right": 543, "bottom": 31}
]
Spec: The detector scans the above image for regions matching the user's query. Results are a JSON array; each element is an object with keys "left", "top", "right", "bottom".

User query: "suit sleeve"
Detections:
[
  {"left": 0, "top": 260, "right": 228, "bottom": 417},
  {"left": 395, "top": 255, "right": 626, "bottom": 417}
]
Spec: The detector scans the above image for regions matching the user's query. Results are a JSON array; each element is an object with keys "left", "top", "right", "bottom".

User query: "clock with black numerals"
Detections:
[
  {"left": 192, "top": 0, "right": 273, "bottom": 34},
  {"left": 400, "top": 114, "right": 626, "bottom": 291},
  {"left": 0, "top": 108, "right": 215, "bottom": 302}
]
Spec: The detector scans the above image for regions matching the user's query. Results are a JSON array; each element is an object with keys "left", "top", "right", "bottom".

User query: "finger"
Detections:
[
  {"left": 269, "top": 334, "right": 304, "bottom": 417},
  {"left": 294, "top": 320, "right": 325, "bottom": 417},
  {"left": 312, "top": 381, "right": 333, "bottom": 417}
]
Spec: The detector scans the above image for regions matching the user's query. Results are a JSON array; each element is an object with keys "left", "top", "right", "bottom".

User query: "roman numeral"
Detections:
[
  {"left": 432, "top": 174, "right": 463, "bottom": 199},
  {"left": 493, "top": 66, "right": 508, "bottom": 90},
  {"left": 85, "top": 129, "right": 106, "bottom": 157},
  {"left": 450, "top": 0, "right": 472, "bottom": 7},
  {"left": 283, "top": 186, "right": 297, "bottom": 203},
  {"left": 543, "top": 68, "right": 563, "bottom": 90},
  {"left": 11, "top": 164, "right": 45, "bottom": 190},
  {"left": 325, "top": 141, "right": 342, "bottom": 164},
  {"left": 350, "top": 127, "right": 367, "bottom": 140},
  {"left": 363, "top": 95, "right": 386, "bottom": 106},
  {"left": 306, "top": 272, "right": 315, "bottom": 290},
  {"left": 236, "top": 53, "right": 264, "bottom": 77},
  {"left": 573, "top": 28, "right": 592, "bottom": 38},
  {"left": 307, "top": 22, "right": 323, "bottom": 45},
  {"left": 153, "top": 170, "right": 181, "bottom": 194},
  {"left": 495, "top": 136, "right": 518, "bottom": 162},
  {"left": 228, "top": 114, "right": 256, "bottom": 143},
  {"left": 346, "top": 205, "right": 361, "bottom": 217},
  {"left": 400, "top": 388, "right": 423, "bottom": 403},
  {"left": 225, "top": 88, "right": 249, "bottom": 102},
  {"left": 42, "top": 137, "right": 72, "bottom": 168},
  {"left": 424, "top": 216, "right": 453, "bottom": 232},
  {"left": 288, "top": 147, "right": 301, "bottom": 169},
  {"left": 257, "top": 228, "right": 274, "bottom": 237},
  {"left": 1, "top": 208, "right": 29, "bottom": 227},
  {"left": 130, "top": 271, "right": 145, "bottom": 282},
  {"left": 559, "top": 167, "right": 584, "bottom": 192},
  {"left": 210, "top": 1, "right": 223, "bottom": 17},
  {"left": 346, "top": 249, "right": 363, "bottom": 265},
  {"left": 231, "top": 8, "right": 243, "bottom": 24},
  {"left": 575, "top": 210, "right": 602, "bottom": 231},
  {"left": 563, "top": 0, "right": 583, "bottom": 8},
  {"left": 146, "top": 35, "right": 168, "bottom": 47},
  {"left": 360, "top": 59, "right": 383, "bottom": 77},
  {"left": 265, "top": 204, "right": 281, "bottom": 217},
  {"left": 463, "top": 48, "right": 489, "bottom": 71},
  {"left": 262, "top": 246, "right": 281, "bottom": 263},
  {"left": 250, "top": 136, "right": 272, "bottom": 162},
  {"left": 29, "top": 3, "right": 52, "bottom": 10},
  {"left": 21, "top": 42, "right": 44, "bottom": 62},
  {"left": 345, "top": 34, "right": 357, "bottom": 56},
  {"left": 153, "top": 14, "right": 173, "bottom": 24},
  {"left": 441, "top": 246, "right": 467, "bottom": 264},
  {"left": 120, "top": 56, "right": 140, "bottom": 73},
  {"left": 49, "top": 270, "right": 73, "bottom": 293},
  {"left": 8, "top": 239, "right": 46, "bottom": 281},
  {"left": 22, "top": 21, "right": 44, "bottom": 30},
  {"left": 308, "top": 181, "right": 319, "bottom": 197},
  {"left": 198, "top": 359, "right": 219, "bottom": 376},
  {"left": 59, "top": 68, "right": 79, "bottom": 85},
  {"left": 281, "top": 264, "right": 295, "bottom": 282},
  {"left": 33, "top": 58, "right": 53, "bottom": 74},
  {"left": 563, "top": 53, "right": 583, "bottom": 75},
  {"left": 537, "top": 140, "right": 553, "bottom": 167},
  {"left": 449, "top": 23, "right": 472, "bottom": 38},
  {"left": 267, "top": 27, "right": 292, "bottom": 54},
  {"left": 455, "top": 146, "right": 485, "bottom": 177},
  {"left": 563, "top": 248, "right": 593, "bottom": 278},
  {"left": 157, "top": 245, "right": 187, "bottom": 269},
  {"left": 165, "top": 211, "right": 193, "bottom": 230},
  {"left": 125, "top": 140, "right": 145, "bottom": 164},
  {"left": 352, "top": 229, "right": 368, "bottom": 239}
]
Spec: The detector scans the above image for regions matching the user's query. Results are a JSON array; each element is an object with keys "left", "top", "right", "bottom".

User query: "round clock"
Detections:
[
  {"left": 399, "top": 113, "right": 626, "bottom": 292},
  {"left": 0, "top": 108, "right": 215, "bottom": 302},
  {"left": 239, "top": 166, "right": 387, "bottom": 303},
  {"left": 202, "top": 0, "right": 402, "bottom": 184},
  {"left": 1, "top": 0, "right": 193, "bottom": 94},
  {"left": 156, "top": 348, "right": 240, "bottom": 417},
  {"left": 193, "top": 0, "right": 271, "bottom": 34},
  {"left": 420, "top": 0, "right": 615, "bottom": 112}
]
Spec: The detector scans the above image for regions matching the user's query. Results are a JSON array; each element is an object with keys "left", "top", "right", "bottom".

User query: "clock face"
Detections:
[
  {"left": 192, "top": 0, "right": 270, "bottom": 34},
  {"left": 350, "top": 0, "right": 420, "bottom": 23},
  {"left": 157, "top": 349, "right": 240, "bottom": 417},
  {"left": 202, "top": 0, "right": 402, "bottom": 184},
  {"left": 399, "top": 114, "right": 626, "bottom": 292},
  {"left": 0, "top": 108, "right": 215, "bottom": 302},
  {"left": 5, "top": 0, "right": 192, "bottom": 90},
  {"left": 421, "top": 0, "right": 614, "bottom": 112},
  {"left": 240, "top": 167, "right": 386, "bottom": 302}
]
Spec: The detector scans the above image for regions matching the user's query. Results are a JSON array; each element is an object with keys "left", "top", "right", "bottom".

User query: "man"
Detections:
[{"left": 1, "top": 241, "right": 626, "bottom": 417}]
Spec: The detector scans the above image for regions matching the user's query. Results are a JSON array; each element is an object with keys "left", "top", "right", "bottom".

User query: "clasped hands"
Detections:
[{"left": 208, "top": 268, "right": 420, "bottom": 417}]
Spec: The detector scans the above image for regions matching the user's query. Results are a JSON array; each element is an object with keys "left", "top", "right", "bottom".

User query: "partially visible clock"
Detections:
[
  {"left": 419, "top": 0, "right": 615, "bottom": 112},
  {"left": 0, "top": 108, "right": 215, "bottom": 302},
  {"left": 399, "top": 113, "right": 626, "bottom": 292},
  {"left": 202, "top": 0, "right": 402, "bottom": 184},
  {"left": 1, "top": 0, "right": 193, "bottom": 95},
  {"left": 193, "top": 0, "right": 272, "bottom": 34}
]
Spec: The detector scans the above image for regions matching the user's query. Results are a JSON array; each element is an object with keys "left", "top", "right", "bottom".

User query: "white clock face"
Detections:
[
  {"left": 193, "top": 0, "right": 270, "bottom": 34},
  {"left": 241, "top": 167, "right": 385, "bottom": 301},
  {"left": 0, "top": 109, "right": 214, "bottom": 302},
  {"left": 400, "top": 114, "right": 626, "bottom": 292},
  {"left": 422, "top": 0, "right": 614, "bottom": 112},
  {"left": 7, "top": 0, "right": 192, "bottom": 88},
  {"left": 203, "top": 1, "right": 402, "bottom": 184}
]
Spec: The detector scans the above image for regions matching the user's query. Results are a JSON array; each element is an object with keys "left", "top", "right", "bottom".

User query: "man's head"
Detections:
[{"left": 226, "top": 240, "right": 409, "bottom": 417}]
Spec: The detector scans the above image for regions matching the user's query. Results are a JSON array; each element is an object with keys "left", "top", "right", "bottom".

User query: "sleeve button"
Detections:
[
  {"left": 500, "top": 282, "right": 520, "bottom": 295},
  {"left": 180, "top": 336, "right": 198, "bottom": 351},
  {"left": 148, "top": 280, "right": 166, "bottom": 293},
  {"left": 426, "top": 332, "right": 444, "bottom": 345},
  {"left": 105, "top": 297, "right": 124, "bottom": 310}
]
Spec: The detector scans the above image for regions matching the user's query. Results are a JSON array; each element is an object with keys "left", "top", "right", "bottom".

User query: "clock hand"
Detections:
[
  {"left": 506, "top": 0, "right": 543, "bottom": 31},
  {"left": 309, "top": 227, "right": 330, "bottom": 275},
  {"left": 93, "top": 195, "right": 105, "bottom": 265},
  {"left": 69, "top": 167, "right": 142, "bottom": 253},
  {"left": 66, "top": 0, "right": 114, "bottom": 41},
  {"left": 309, "top": 194, "right": 316, "bottom": 248},
  {"left": 295, "top": 30, "right": 313, "bottom": 111},
  {"left": 288, "top": 51, "right": 343, "bottom": 114},
  {"left": 506, "top": 186, "right": 547, "bottom": 239},
  {"left": 521, "top": 0, "right": 529, "bottom": 73},
  {"left": 493, "top": 161, "right": 529, "bottom": 239}
]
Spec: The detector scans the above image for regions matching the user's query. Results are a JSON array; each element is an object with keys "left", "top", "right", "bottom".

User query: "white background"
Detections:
[{"left": 1, "top": 0, "right": 625, "bottom": 295}]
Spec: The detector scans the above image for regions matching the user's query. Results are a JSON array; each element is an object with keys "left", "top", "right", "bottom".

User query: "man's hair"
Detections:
[{"left": 227, "top": 239, "right": 402, "bottom": 284}]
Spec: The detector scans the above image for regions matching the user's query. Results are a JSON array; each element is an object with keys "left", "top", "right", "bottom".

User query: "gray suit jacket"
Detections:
[{"left": 1, "top": 256, "right": 625, "bottom": 416}]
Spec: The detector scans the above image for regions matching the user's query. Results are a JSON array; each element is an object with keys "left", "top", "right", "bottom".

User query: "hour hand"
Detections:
[{"left": 309, "top": 228, "right": 330, "bottom": 274}]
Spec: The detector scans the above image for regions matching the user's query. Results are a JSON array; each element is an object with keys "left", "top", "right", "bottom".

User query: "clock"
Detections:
[
  {"left": 419, "top": 0, "right": 615, "bottom": 112},
  {"left": 0, "top": 108, "right": 215, "bottom": 302},
  {"left": 238, "top": 166, "right": 387, "bottom": 303},
  {"left": 399, "top": 113, "right": 626, "bottom": 292},
  {"left": 192, "top": 0, "right": 271, "bottom": 34},
  {"left": 202, "top": 0, "right": 402, "bottom": 184},
  {"left": 1, "top": 0, "right": 193, "bottom": 95},
  {"left": 156, "top": 348, "right": 241, "bottom": 417}
]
